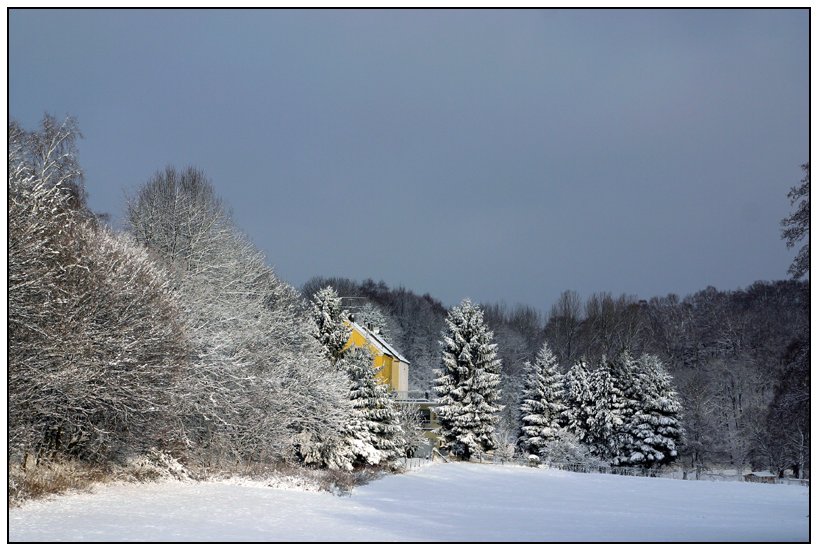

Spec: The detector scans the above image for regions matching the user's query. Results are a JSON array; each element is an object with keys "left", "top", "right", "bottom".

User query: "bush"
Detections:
[
  {"left": 539, "top": 430, "right": 607, "bottom": 468},
  {"left": 9, "top": 458, "right": 109, "bottom": 507}
]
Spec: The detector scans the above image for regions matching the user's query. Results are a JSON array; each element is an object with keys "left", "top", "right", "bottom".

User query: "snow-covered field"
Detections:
[{"left": 9, "top": 462, "right": 808, "bottom": 542}]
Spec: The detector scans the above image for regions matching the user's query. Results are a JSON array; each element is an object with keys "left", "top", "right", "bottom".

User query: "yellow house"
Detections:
[
  {"left": 344, "top": 320, "right": 445, "bottom": 458},
  {"left": 344, "top": 320, "right": 410, "bottom": 395}
]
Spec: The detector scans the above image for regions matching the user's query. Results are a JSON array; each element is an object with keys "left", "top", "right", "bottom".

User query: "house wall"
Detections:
[
  {"left": 345, "top": 327, "right": 394, "bottom": 388},
  {"left": 396, "top": 361, "right": 409, "bottom": 393}
]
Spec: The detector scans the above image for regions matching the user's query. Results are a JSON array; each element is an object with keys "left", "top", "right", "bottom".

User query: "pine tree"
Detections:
[
  {"left": 518, "top": 342, "right": 565, "bottom": 457},
  {"left": 343, "top": 346, "right": 405, "bottom": 465},
  {"left": 622, "top": 354, "right": 683, "bottom": 468},
  {"left": 310, "top": 286, "right": 351, "bottom": 365},
  {"left": 563, "top": 359, "right": 594, "bottom": 444},
  {"left": 586, "top": 357, "right": 627, "bottom": 461},
  {"left": 608, "top": 350, "right": 642, "bottom": 466},
  {"left": 434, "top": 299, "right": 503, "bottom": 461}
]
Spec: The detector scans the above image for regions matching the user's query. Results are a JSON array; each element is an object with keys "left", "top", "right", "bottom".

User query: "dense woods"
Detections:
[
  {"left": 9, "top": 117, "right": 356, "bottom": 486},
  {"left": 301, "top": 277, "right": 809, "bottom": 476},
  {"left": 8, "top": 115, "right": 809, "bottom": 503}
]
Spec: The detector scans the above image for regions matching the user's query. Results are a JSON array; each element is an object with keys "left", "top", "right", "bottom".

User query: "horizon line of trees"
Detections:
[
  {"left": 9, "top": 115, "right": 412, "bottom": 473},
  {"left": 9, "top": 114, "right": 808, "bottom": 481}
]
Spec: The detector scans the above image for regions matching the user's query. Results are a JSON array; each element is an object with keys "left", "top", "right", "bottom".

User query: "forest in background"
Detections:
[
  {"left": 8, "top": 115, "right": 809, "bottom": 505},
  {"left": 303, "top": 269, "right": 809, "bottom": 476}
]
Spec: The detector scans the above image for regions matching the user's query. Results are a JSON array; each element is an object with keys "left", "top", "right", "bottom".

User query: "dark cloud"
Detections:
[{"left": 10, "top": 9, "right": 808, "bottom": 309}]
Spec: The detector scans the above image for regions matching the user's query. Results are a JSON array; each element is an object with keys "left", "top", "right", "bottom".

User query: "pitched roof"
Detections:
[{"left": 349, "top": 321, "right": 411, "bottom": 365}]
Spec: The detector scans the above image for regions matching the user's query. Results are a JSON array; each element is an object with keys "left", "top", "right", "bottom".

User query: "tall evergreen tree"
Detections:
[
  {"left": 434, "top": 299, "right": 503, "bottom": 460},
  {"left": 620, "top": 354, "right": 683, "bottom": 467},
  {"left": 563, "top": 359, "right": 594, "bottom": 444},
  {"left": 310, "top": 286, "right": 351, "bottom": 365},
  {"left": 343, "top": 346, "right": 405, "bottom": 466},
  {"left": 518, "top": 342, "right": 565, "bottom": 457},
  {"left": 608, "top": 350, "right": 642, "bottom": 465},
  {"left": 586, "top": 357, "right": 627, "bottom": 461}
]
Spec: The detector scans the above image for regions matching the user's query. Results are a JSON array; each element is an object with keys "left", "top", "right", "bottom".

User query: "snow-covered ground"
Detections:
[{"left": 9, "top": 462, "right": 808, "bottom": 542}]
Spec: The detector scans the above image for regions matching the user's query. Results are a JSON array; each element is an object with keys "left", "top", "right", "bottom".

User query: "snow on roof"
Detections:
[
  {"left": 748, "top": 471, "right": 776, "bottom": 477},
  {"left": 350, "top": 321, "right": 411, "bottom": 364}
]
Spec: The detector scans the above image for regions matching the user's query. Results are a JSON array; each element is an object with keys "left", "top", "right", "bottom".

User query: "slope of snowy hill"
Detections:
[{"left": 9, "top": 462, "right": 808, "bottom": 542}]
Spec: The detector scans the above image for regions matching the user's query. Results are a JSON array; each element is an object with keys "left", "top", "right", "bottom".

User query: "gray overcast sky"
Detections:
[{"left": 9, "top": 9, "right": 809, "bottom": 310}]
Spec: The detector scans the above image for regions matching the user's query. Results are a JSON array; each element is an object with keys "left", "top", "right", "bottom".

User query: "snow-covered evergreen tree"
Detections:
[
  {"left": 562, "top": 359, "right": 594, "bottom": 444},
  {"left": 518, "top": 342, "right": 565, "bottom": 457},
  {"left": 586, "top": 357, "right": 627, "bottom": 461},
  {"left": 310, "top": 286, "right": 351, "bottom": 365},
  {"left": 619, "top": 354, "right": 683, "bottom": 468},
  {"left": 607, "top": 350, "right": 642, "bottom": 465},
  {"left": 300, "top": 347, "right": 386, "bottom": 471},
  {"left": 434, "top": 299, "right": 503, "bottom": 461},
  {"left": 342, "top": 346, "right": 405, "bottom": 466}
]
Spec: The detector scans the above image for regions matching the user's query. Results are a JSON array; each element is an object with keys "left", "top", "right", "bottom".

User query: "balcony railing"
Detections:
[{"left": 391, "top": 390, "right": 436, "bottom": 402}]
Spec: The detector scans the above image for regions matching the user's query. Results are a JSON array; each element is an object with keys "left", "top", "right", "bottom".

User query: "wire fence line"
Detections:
[
  {"left": 398, "top": 454, "right": 809, "bottom": 486},
  {"left": 544, "top": 461, "right": 663, "bottom": 478},
  {"left": 396, "top": 457, "right": 432, "bottom": 471}
]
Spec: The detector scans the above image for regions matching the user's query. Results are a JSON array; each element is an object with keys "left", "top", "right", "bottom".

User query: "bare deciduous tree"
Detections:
[{"left": 126, "top": 167, "right": 353, "bottom": 466}]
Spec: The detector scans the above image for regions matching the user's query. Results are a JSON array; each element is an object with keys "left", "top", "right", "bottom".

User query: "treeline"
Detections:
[
  {"left": 9, "top": 114, "right": 807, "bottom": 483},
  {"left": 300, "top": 279, "right": 809, "bottom": 476},
  {"left": 9, "top": 116, "right": 363, "bottom": 474}
]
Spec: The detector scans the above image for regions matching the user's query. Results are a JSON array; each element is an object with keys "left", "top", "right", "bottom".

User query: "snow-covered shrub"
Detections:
[
  {"left": 539, "top": 430, "right": 603, "bottom": 468},
  {"left": 126, "top": 449, "right": 191, "bottom": 482},
  {"left": 8, "top": 458, "right": 109, "bottom": 506},
  {"left": 394, "top": 402, "right": 429, "bottom": 459}
]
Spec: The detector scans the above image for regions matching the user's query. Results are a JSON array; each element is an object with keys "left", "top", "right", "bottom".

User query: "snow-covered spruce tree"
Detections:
[
  {"left": 562, "top": 359, "right": 594, "bottom": 445},
  {"left": 311, "top": 286, "right": 352, "bottom": 365},
  {"left": 518, "top": 342, "right": 566, "bottom": 458},
  {"left": 342, "top": 346, "right": 404, "bottom": 466},
  {"left": 619, "top": 354, "right": 683, "bottom": 468},
  {"left": 586, "top": 357, "right": 627, "bottom": 461},
  {"left": 607, "top": 350, "right": 642, "bottom": 466},
  {"left": 434, "top": 299, "right": 503, "bottom": 461}
]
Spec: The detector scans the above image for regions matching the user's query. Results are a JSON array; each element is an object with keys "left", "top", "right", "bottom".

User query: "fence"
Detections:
[
  {"left": 401, "top": 452, "right": 810, "bottom": 486},
  {"left": 777, "top": 478, "right": 810, "bottom": 486},
  {"left": 391, "top": 390, "right": 435, "bottom": 402},
  {"left": 545, "top": 461, "right": 663, "bottom": 477},
  {"left": 396, "top": 457, "right": 431, "bottom": 471},
  {"left": 462, "top": 452, "right": 666, "bottom": 477}
]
